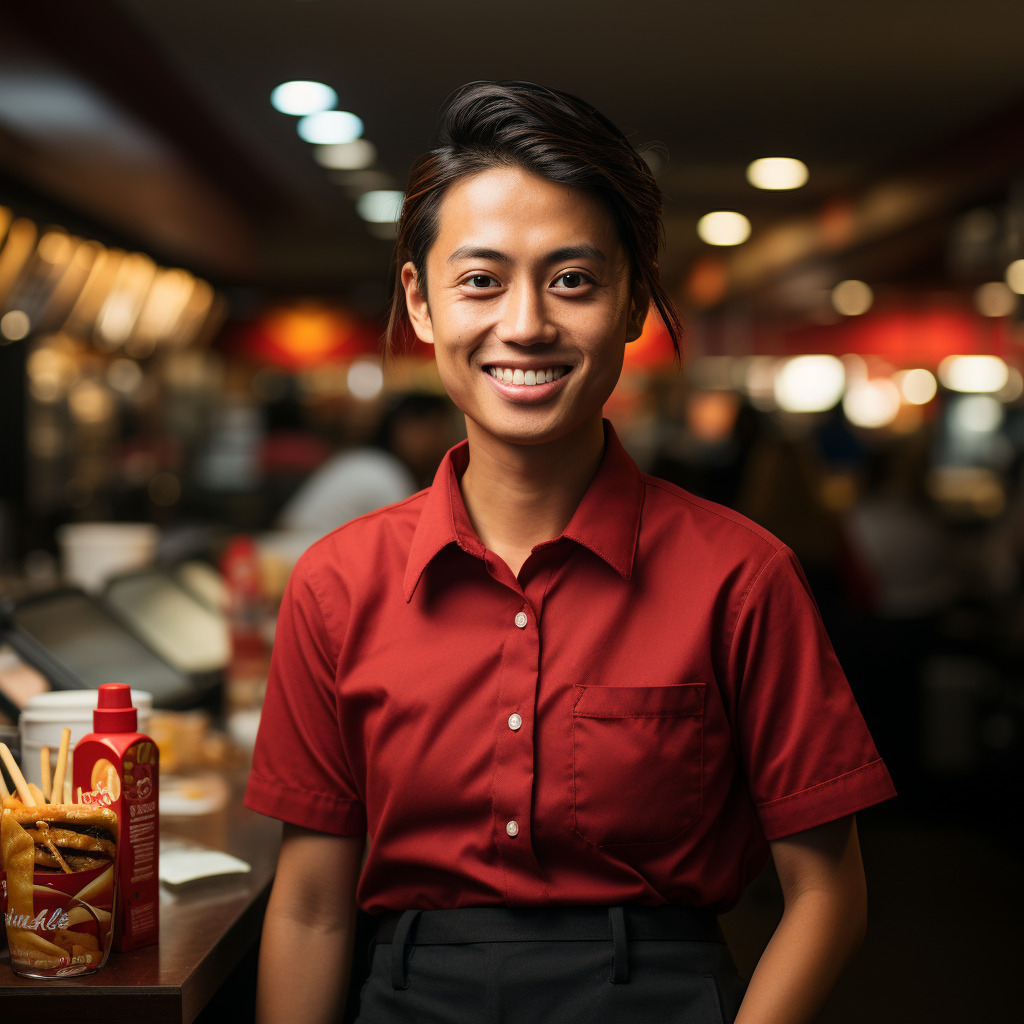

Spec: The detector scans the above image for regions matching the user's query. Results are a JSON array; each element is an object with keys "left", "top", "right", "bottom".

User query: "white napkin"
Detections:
[{"left": 159, "top": 837, "right": 251, "bottom": 885}]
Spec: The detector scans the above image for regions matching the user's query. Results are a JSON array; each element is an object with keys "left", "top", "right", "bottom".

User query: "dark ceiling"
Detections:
[{"left": 3, "top": 0, "right": 1024, "bottom": 307}]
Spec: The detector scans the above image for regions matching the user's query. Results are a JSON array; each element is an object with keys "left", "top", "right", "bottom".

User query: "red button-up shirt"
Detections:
[{"left": 245, "top": 424, "right": 894, "bottom": 913}]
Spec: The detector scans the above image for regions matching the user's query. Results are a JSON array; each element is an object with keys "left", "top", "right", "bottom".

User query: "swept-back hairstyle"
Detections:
[{"left": 384, "top": 80, "right": 681, "bottom": 357}]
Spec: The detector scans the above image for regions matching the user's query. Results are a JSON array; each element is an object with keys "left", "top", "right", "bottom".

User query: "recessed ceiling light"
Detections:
[
  {"left": 356, "top": 190, "right": 404, "bottom": 224},
  {"left": 270, "top": 80, "right": 337, "bottom": 116},
  {"left": 313, "top": 139, "right": 377, "bottom": 170},
  {"left": 696, "top": 211, "right": 751, "bottom": 246},
  {"left": 297, "top": 110, "right": 363, "bottom": 145},
  {"left": 746, "top": 157, "right": 809, "bottom": 191}
]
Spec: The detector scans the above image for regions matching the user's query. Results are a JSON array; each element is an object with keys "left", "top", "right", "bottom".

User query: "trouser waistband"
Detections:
[{"left": 373, "top": 904, "right": 725, "bottom": 990}]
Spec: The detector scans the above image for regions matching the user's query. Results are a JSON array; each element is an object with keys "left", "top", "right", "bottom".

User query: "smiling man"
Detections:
[{"left": 247, "top": 81, "right": 894, "bottom": 1024}]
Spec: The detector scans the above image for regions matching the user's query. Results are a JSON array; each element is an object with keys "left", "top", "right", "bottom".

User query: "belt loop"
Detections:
[
  {"left": 608, "top": 906, "right": 629, "bottom": 984},
  {"left": 390, "top": 909, "right": 421, "bottom": 990}
]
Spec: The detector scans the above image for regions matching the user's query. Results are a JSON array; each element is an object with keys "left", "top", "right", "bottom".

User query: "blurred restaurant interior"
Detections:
[{"left": 1, "top": 0, "right": 1023, "bottom": 1019}]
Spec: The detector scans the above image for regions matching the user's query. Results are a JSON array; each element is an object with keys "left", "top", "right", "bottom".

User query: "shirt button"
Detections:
[
  {"left": 514, "top": 611, "right": 528, "bottom": 629},
  {"left": 506, "top": 820, "right": 519, "bottom": 837},
  {"left": 508, "top": 713, "right": 522, "bottom": 731}
]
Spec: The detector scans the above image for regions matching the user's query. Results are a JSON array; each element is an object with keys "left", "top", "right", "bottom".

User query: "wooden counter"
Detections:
[{"left": 0, "top": 775, "right": 281, "bottom": 1023}]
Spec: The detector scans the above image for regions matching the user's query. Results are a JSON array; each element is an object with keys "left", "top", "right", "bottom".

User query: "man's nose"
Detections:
[{"left": 494, "top": 284, "right": 556, "bottom": 346}]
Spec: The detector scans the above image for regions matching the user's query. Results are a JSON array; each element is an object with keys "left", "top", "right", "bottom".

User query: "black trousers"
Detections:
[{"left": 354, "top": 907, "right": 747, "bottom": 1024}]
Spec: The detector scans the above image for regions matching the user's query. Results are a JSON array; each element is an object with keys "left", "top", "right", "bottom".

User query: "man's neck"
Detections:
[{"left": 459, "top": 414, "right": 606, "bottom": 577}]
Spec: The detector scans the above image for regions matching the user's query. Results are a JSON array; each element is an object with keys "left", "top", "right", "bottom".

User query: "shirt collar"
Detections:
[{"left": 404, "top": 420, "right": 644, "bottom": 601}]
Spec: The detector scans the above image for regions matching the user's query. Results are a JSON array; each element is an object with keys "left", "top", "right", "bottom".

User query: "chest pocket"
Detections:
[{"left": 572, "top": 683, "right": 705, "bottom": 846}]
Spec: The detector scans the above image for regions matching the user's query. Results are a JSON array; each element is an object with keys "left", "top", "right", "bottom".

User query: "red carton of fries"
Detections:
[{"left": 72, "top": 684, "right": 159, "bottom": 951}]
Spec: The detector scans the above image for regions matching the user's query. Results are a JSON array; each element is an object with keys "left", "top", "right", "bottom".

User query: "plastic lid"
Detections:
[
  {"left": 20, "top": 689, "right": 153, "bottom": 724},
  {"left": 93, "top": 683, "right": 138, "bottom": 733}
]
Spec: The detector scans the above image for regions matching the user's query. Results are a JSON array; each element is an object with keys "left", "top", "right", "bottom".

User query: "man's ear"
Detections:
[
  {"left": 402, "top": 262, "right": 434, "bottom": 345},
  {"left": 625, "top": 286, "right": 650, "bottom": 344}
]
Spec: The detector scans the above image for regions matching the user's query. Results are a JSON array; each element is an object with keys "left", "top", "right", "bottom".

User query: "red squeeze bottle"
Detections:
[{"left": 73, "top": 684, "right": 159, "bottom": 951}]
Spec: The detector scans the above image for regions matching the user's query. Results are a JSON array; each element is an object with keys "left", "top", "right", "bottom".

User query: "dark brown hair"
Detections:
[{"left": 384, "top": 80, "right": 681, "bottom": 357}]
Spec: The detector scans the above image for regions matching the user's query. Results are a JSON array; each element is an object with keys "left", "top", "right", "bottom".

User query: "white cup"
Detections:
[
  {"left": 19, "top": 689, "right": 153, "bottom": 794},
  {"left": 57, "top": 522, "right": 159, "bottom": 594}
]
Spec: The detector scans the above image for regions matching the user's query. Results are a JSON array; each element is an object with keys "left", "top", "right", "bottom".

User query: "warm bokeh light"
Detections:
[
  {"left": 297, "top": 110, "right": 364, "bottom": 145},
  {"left": 355, "top": 190, "right": 404, "bottom": 223},
  {"left": 0, "top": 309, "right": 31, "bottom": 341},
  {"left": 347, "top": 358, "right": 385, "bottom": 400},
  {"left": 745, "top": 157, "right": 809, "bottom": 191},
  {"left": 893, "top": 367, "right": 937, "bottom": 405},
  {"left": 974, "top": 281, "right": 1017, "bottom": 317},
  {"left": 1006, "top": 259, "right": 1024, "bottom": 295},
  {"left": 997, "top": 366, "right": 1024, "bottom": 403},
  {"left": 773, "top": 354, "right": 845, "bottom": 413},
  {"left": 938, "top": 354, "right": 1009, "bottom": 393},
  {"left": 950, "top": 394, "right": 1003, "bottom": 434},
  {"left": 831, "top": 279, "right": 874, "bottom": 316},
  {"left": 312, "top": 139, "right": 377, "bottom": 170},
  {"left": 270, "top": 80, "right": 337, "bottom": 116},
  {"left": 842, "top": 378, "right": 901, "bottom": 428},
  {"left": 697, "top": 211, "right": 751, "bottom": 246}
]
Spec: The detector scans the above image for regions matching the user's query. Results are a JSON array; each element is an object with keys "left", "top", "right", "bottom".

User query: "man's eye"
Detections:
[
  {"left": 555, "top": 272, "right": 587, "bottom": 289},
  {"left": 467, "top": 275, "right": 497, "bottom": 288}
]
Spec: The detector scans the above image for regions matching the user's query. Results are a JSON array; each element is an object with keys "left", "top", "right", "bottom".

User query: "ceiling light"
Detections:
[
  {"left": 746, "top": 157, "right": 808, "bottom": 191},
  {"left": 843, "top": 379, "right": 901, "bottom": 429},
  {"left": 894, "top": 368, "right": 937, "bottom": 405},
  {"left": 697, "top": 211, "right": 751, "bottom": 247},
  {"left": 313, "top": 139, "right": 377, "bottom": 170},
  {"left": 1005, "top": 259, "right": 1024, "bottom": 295},
  {"left": 974, "top": 281, "right": 1017, "bottom": 317},
  {"left": 831, "top": 280, "right": 873, "bottom": 316},
  {"left": 938, "top": 355, "right": 1009, "bottom": 393},
  {"left": 270, "top": 80, "right": 337, "bottom": 116},
  {"left": 356, "top": 190, "right": 404, "bottom": 224},
  {"left": 297, "top": 110, "right": 363, "bottom": 145},
  {"left": 773, "top": 355, "right": 845, "bottom": 413}
]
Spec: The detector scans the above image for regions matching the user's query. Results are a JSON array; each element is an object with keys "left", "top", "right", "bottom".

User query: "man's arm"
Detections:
[
  {"left": 734, "top": 814, "right": 867, "bottom": 1024},
  {"left": 256, "top": 824, "right": 365, "bottom": 1024}
]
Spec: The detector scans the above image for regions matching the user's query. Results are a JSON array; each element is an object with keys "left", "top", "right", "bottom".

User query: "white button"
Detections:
[
  {"left": 508, "top": 713, "right": 522, "bottom": 731},
  {"left": 515, "top": 611, "right": 528, "bottom": 629},
  {"left": 506, "top": 820, "right": 519, "bottom": 837}
]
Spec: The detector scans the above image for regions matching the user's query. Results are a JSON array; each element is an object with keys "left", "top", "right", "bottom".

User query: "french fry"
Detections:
[
  {"left": 41, "top": 746, "right": 52, "bottom": 803},
  {"left": 73, "top": 864, "right": 114, "bottom": 905},
  {"left": 27, "top": 783, "right": 46, "bottom": 807},
  {"left": 66, "top": 905, "right": 111, "bottom": 927},
  {"left": 56, "top": 927, "right": 99, "bottom": 951},
  {"left": 0, "top": 768, "right": 9, "bottom": 800},
  {"left": 63, "top": 779, "right": 72, "bottom": 804},
  {"left": 1, "top": 812, "right": 35, "bottom": 919},
  {"left": 0, "top": 744, "right": 36, "bottom": 806},
  {"left": 50, "top": 728, "right": 71, "bottom": 810},
  {"left": 8, "top": 926, "right": 70, "bottom": 963}
]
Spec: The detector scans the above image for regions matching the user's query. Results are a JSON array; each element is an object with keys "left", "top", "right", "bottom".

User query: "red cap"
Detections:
[{"left": 93, "top": 684, "right": 137, "bottom": 733}]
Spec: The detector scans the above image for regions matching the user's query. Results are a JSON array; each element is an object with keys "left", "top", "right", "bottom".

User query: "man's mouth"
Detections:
[{"left": 485, "top": 366, "right": 571, "bottom": 386}]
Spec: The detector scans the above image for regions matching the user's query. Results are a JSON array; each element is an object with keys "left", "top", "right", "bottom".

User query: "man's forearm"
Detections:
[
  {"left": 256, "top": 907, "right": 357, "bottom": 1024},
  {"left": 733, "top": 887, "right": 866, "bottom": 1024}
]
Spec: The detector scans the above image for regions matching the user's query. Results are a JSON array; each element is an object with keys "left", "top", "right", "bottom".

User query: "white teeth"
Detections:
[{"left": 489, "top": 367, "right": 567, "bottom": 385}]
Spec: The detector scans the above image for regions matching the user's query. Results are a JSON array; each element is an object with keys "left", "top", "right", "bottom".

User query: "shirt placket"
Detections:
[{"left": 486, "top": 553, "right": 552, "bottom": 905}]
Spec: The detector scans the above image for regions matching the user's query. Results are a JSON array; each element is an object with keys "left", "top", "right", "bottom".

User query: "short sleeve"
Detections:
[
  {"left": 728, "top": 547, "right": 895, "bottom": 840},
  {"left": 244, "top": 557, "right": 366, "bottom": 836}
]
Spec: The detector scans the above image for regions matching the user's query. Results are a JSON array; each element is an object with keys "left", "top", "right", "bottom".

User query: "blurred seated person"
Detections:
[{"left": 277, "top": 393, "right": 455, "bottom": 537}]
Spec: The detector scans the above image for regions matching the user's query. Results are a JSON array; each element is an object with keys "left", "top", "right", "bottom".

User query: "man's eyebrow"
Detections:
[
  {"left": 547, "top": 245, "right": 607, "bottom": 263},
  {"left": 447, "top": 246, "right": 511, "bottom": 264},
  {"left": 446, "top": 244, "right": 607, "bottom": 264}
]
